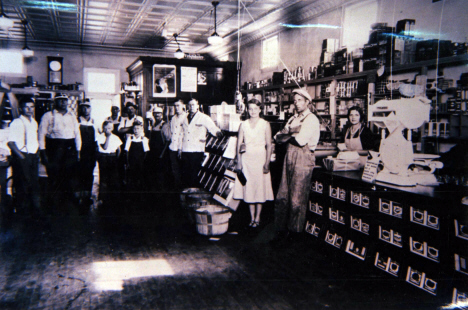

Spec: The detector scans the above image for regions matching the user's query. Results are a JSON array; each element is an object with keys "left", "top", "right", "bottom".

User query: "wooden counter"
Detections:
[{"left": 305, "top": 167, "right": 468, "bottom": 306}]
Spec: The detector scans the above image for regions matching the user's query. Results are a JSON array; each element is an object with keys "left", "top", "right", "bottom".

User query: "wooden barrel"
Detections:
[
  {"left": 194, "top": 205, "right": 232, "bottom": 236},
  {"left": 180, "top": 188, "right": 213, "bottom": 223}
]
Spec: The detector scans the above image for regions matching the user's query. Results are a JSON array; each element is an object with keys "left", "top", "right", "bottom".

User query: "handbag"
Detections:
[{"left": 236, "top": 169, "right": 247, "bottom": 186}]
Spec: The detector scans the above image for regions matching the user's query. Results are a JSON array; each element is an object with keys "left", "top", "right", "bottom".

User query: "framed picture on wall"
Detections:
[{"left": 153, "top": 64, "right": 176, "bottom": 97}]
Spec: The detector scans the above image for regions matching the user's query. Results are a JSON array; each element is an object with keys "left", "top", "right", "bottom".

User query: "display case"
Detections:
[{"left": 306, "top": 168, "right": 467, "bottom": 306}]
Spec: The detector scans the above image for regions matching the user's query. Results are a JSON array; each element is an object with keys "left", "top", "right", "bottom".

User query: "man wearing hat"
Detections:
[
  {"left": 77, "top": 100, "right": 99, "bottom": 211},
  {"left": 105, "top": 105, "right": 121, "bottom": 136},
  {"left": 272, "top": 88, "right": 320, "bottom": 245},
  {"left": 38, "top": 94, "right": 81, "bottom": 211},
  {"left": 118, "top": 102, "right": 144, "bottom": 143},
  {"left": 147, "top": 106, "right": 171, "bottom": 191}
]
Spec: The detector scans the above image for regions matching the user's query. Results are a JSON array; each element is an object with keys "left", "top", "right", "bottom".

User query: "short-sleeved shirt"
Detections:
[
  {"left": 124, "top": 135, "right": 149, "bottom": 152},
  {"left": 9, "top": 115, "right": 39, "bottom": 154},
  {"left": 97, "top": 133, "right": 122, "bottom": 154}
]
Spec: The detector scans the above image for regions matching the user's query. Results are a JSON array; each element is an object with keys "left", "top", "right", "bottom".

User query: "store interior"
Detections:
[{"left": 0, "top": 0, "right": 467, "bottom": 309}]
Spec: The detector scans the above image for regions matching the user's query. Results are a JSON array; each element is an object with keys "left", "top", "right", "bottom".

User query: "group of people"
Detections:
[
  {"left": 6, "top": 95, "right": 224, "bottom": 220},
  {"left": 7, "top": 89, "right": 376, "bottom": 243},
  {"left": 232, "top": 88, "right": 377, "bottom": 245}
]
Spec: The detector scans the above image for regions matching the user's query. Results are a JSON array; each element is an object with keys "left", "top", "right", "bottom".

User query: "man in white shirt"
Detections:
[
  {"left": 169, "top": 100, "right": 186, "bottom": 190},
  {"left": 180, "top": 98, "right": 222, "bottom": 188},
  {"left": 38, "top": 95, "right": 81, "bottom": 211},
  {"left": 8, "top": 97, "right": 41, "bottom": 218},
  {"left": 272, "top": 88, "right": 320, "bottom": 245}
]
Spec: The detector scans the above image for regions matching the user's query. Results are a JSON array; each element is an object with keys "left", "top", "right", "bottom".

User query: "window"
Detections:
[
  {"left": 83, "top": 68, "right": 120, "bottom": 127},
  {"left": 261, "top": 35, "right": 278, "bottom": 69},
  {"left": 342, "top": 0, "right": 378, "bottom": 51},
  {"left": 0, "top": 50, "right": 25, "bottom": 76},
  {"left": 84, "top": 68, "right": 120, "bottom": 95}
]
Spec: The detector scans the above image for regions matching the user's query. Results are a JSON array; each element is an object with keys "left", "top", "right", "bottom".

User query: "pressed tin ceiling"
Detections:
[{"left": 0, "top": 0, "right": 345, "bottom": 58}]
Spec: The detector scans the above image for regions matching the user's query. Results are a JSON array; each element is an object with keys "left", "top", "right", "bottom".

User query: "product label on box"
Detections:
[{"left": 362, "top": 151, "right": 380, "bottom": 183}]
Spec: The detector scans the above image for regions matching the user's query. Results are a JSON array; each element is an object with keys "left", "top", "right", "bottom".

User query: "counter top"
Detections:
[{"left": 314, "top": 168, "right": 466, "bottom": 201}]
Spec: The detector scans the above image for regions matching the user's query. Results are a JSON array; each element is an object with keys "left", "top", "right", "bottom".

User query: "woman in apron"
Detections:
[{"left": 344, "top": 106, "right": 378, "bottom": 152}]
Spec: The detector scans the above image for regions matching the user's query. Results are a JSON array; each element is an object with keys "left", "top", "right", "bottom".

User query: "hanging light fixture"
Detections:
[
  {"left": 21, "top": 20, "right": 34, "bottom": 57},
  {"left": 0, "top": 0, "right": 14, "bottom": 31},
  {"left": 208, "top": 1, "right": 223, "bottom": 45},
  {"left": 173, "top": 33, "right": 185, "bottom": 59}
]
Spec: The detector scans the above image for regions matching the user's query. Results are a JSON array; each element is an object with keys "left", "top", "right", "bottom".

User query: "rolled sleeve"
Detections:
[
  {"left": 38, "top": 113, "right": 51, "bottom": 150},
  {"left": 294, "top": 114, "right": 320, "bottom": 149},
  {"left": 8, "top": 120, "right": 24, "bottom": 146},
  {"left": 74, "top": 119, "right": 82, "bottom": 151}
]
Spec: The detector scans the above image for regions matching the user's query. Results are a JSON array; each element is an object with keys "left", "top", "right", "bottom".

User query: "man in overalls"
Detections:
[
  {"left": 272, "top": 88, "right": 320, "bottom": 245},
  {"left": 147, "top": 106, "right": 171, "bottom": 191},
  {"left": 77, "top": 101, "right": 98, "bottom": 212}
]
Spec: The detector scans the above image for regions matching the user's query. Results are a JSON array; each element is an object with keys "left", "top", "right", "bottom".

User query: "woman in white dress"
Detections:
[{"left": 234, "top": 99, "right": 274, "bottom": 228}]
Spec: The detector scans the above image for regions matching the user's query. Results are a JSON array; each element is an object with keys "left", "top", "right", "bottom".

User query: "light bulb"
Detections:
[
  {"left": 0, "top": 15, "right": 14, "bottom": 31},
  {"left": 22, "top": 47, "right": 34, "bottom": 57},
  {"left": 174, "top": 49, "right": 185, "bottom": 59},
  {"left": 208, "top": 33, "right": 223, "bottom": 45}
]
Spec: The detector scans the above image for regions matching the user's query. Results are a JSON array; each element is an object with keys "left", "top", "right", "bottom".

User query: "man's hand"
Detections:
[
  {"left": 77, "top": 151, "right": 81, "bottom": 162},
  {"left": 39, "top": 149, "right": 48, "bottom": 166},
  {"left": 216, "top": 131, "right": 224, "bottom": 139},
  {"left": 263, "top": 163, "right": 270, "bottom": 174}
]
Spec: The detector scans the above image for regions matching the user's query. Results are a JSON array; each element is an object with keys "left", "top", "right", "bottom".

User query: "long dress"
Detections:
[{"left": 233, "top": 118, "right": 274, "bottom": 203}]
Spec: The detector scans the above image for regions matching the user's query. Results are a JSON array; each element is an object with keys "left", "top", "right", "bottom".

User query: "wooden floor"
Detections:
[{"left": 0, "top": 192, "right": 451, "bottom": 310}]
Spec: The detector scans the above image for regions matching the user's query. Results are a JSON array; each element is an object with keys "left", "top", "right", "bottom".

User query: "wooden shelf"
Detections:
[
  {"left": 11, "top": 87, "right": 84, "bottom": 97},
  {"left": 386, "top": 54, "right": 468, "bottom": 74}
]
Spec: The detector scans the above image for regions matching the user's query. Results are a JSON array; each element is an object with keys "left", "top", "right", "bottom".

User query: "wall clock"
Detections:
[{"left": 48, "top": 56, "right": 63, "bottom": 85}]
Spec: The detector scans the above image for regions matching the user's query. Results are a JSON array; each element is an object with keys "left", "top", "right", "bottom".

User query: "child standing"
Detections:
[
  {"left": 124, "top": 120, "right": 149, "bottom": 201},
  {"left": 97, "top": 121, "right": 122, "bottom": 211}
]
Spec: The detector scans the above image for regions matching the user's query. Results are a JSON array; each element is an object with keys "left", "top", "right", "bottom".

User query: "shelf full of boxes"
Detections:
[{"left": 242, "top": 18, "right": 468, "bottom": 146}]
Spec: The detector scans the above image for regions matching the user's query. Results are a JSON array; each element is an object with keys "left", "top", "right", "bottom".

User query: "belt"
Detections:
[
  {"left": 99, "top": 152, "right": 118, "bottom": 157},
  {"left": 310, "top": 150, "right": 315, "bottom": 154}
]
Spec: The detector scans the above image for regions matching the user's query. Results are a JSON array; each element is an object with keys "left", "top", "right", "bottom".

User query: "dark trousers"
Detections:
[
  {"left": 45, "top": 138, "right": 78, "bottom": 210},
  {"left": 181, "top": 152, "right": 204, "bottom": 189},
  {"left": 97, "top": 153, "right": 120, "bottom": 205},
  {"left": 169, "top": 150, "right": 182, "bottom": 190},
  {"left": 11, "top": 152, "right": 40, "bottom": 216}
]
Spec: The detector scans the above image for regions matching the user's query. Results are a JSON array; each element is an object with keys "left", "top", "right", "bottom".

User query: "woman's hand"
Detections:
[{"left": 263, "top": 162, "right": 270, "bottom": 174}]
